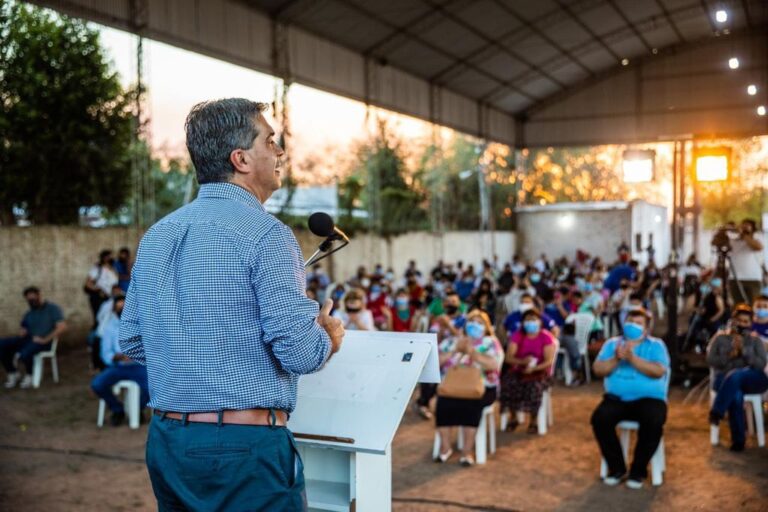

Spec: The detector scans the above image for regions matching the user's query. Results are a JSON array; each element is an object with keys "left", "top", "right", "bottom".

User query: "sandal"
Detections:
[
  {"left": 434, "top": 449, "right": 453, "bottom": 463},
  {"left": 459, "top": 455, "right": 475, "bottom": 467}
]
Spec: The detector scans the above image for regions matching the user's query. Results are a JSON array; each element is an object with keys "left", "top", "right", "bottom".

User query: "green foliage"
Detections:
[
  {"left": 346, "top": 122, "right": 429, "bottom": 237},
  {"left": 0, "top": 1, "right": 135, "bottom": 224}
]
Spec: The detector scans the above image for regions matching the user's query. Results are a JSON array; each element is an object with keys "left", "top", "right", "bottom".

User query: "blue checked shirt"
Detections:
[{"left": 119, "top": 183, "right": 331, "bottom": 413}]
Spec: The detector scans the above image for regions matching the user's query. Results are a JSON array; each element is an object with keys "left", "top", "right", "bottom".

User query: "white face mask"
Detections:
[
  {"left": 360, "top": 278, "right": 371, "bottom": 288},
  {"left": 519, "top": 303, "right": 534, "bottom": 313}
]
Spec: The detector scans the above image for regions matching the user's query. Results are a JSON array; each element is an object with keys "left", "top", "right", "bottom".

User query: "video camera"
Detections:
[{"left": 710, "top": 225, "right": 740, "bottom": 254}]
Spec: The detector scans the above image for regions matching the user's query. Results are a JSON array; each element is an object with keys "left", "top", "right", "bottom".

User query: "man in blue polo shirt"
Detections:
[
  {"left": 1, "top": 287, "right": 67, "bottom": 389},
  {"left": 591, "top": 308, "right": 669, "bottom": 489}
]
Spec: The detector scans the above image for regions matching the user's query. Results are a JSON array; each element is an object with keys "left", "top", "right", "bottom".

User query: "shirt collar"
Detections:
[{"left": 197, "top": 183, "right": 265, "bottom": 211}]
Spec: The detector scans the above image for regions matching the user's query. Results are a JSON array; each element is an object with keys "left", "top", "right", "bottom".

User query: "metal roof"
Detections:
[{"left": 243, "top": 0, "right": 767, "bottom": 117}]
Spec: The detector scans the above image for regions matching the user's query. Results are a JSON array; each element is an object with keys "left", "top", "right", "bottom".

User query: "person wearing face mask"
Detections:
[
  {"left": 470, "top": 278, "right": 496, "bottom": 323},
  {"left": 416, "top": 291, "right": 467, "bottom": 420},
  {"left": 751, "top": 295, "right": 768, "bottom": 340},
  {"left": 591, "top": 308, "right": 669, "bottom": 489},
  {"left": 2, "top": 287, "right": 67, "bottom": 389},
  {"left": 328, "top": 283, "right": 347, "bottom": 314},
  {"left": 707, "top": 305, "right": 768, "bottom": 451},
  {"left": 90, "top": 296, "right": 150, "bottom": 426},
  {"left": 367, "top": 281, "right": 390, "bottom": 330},
  {"left": 500, "top": 308, "right": 557, "bottom": 434},
  {"left": 434, "top": 310, "right": 504, "bottom": 466},
  {"left": 384, "top": 289, "right": 417, "bottom": 332},
  {"left": 332, "top": 288, "right": 375, "bottom": 331},
  {"left": 83, "top": 249, "right": 119, "bottom": 328},
  {"left": 503, "top": 294, "right": 559, "bottom": 342}
]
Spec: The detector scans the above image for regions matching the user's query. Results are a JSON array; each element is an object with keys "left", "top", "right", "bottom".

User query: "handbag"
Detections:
[{"left": 438, "top": 365, "right": 485, "bottom": 399}]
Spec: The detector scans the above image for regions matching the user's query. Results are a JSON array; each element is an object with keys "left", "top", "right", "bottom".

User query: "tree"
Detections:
[
  {"left": 352, "top": 121, "right": 428, "bottom": 237},
  {"left": 0, "top": 1, "right": 136, "bottom": 224}
]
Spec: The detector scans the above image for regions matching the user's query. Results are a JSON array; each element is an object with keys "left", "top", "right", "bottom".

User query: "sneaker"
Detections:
[
  {"left": 729, "top": 443, "right": 745, "bottom": 453},
  {"left": 434, "top": 449, "right": 453, "bottom": 463},
  {"left": 626, "top": 478, "right": 644, "bottom": 490},
  {"left": 602, "top": 473, "right": 625, "bottom": 486},
  {"left": 459, "top": 455, "right": 475, "bottom": 467},
  {"left": 18, "top": 375, "right": 33, "bottom": 389},
  {"left": 4, "top": 372, "right": 20, "bottom": 389},
  {"left": 569, "top": 378, "right": 584, "bottom": 388},
  {"left": 110, "top": 411, "right": 126, "bottom": 427},
  {"left": 417, "top": 405, "right": 433, "bottom": 420}
]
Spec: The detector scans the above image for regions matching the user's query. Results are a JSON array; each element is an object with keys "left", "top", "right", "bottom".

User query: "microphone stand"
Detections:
[{"left": 304, "top": 238, "right": 349, "bottom": 268}]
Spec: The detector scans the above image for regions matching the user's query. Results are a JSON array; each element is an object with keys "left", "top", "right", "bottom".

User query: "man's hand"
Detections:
[
  {"left": 32, "top": 336, "right": 47, "bottom": 344},
  {"left": 319, "top": 299, "right": 344, "bottom": 354}
]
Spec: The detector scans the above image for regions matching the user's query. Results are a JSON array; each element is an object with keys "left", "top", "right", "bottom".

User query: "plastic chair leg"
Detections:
[
  {"left": 710, "top": 424, "right": 719, "bottom": 446},
  {"left": 583, "top": 354, "right": 592, "bottom": 384},
  {"left": 51, "top": 357, "right": 59, "bottom": 383},
  {"left": 127, "top": 384, "right": 140, "bottom": 429},
  {"left": 475, "top": 414, "right": 487, "bottom": 464},
  {"left": 32, "top": 356, "right": 43, "bottom": 389},
  {"left": 97, "top": 399, "right": 106, "bottom": 427}
]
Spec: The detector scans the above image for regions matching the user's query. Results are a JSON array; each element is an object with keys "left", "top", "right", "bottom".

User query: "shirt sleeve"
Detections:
[
  {"left": 597, "top": 339, "right": 617, "bottom": 361},
  {"left": 644, "top": 340, "right": 671, "bottom": 367},
  {"left": 250, "top": 224, "right": 331, "bottom": 375},
  {"left": 101, "top": 319, "right": 120, "bottom": 366},
  {"left": 87, "top": 266, "right": 98, "bottom": 280},
  {"left": 119, "top": 272, "right": 146, "bottom": 365},
  {"left": 50, "top": 304, "right": 64, "bottom": 324}
]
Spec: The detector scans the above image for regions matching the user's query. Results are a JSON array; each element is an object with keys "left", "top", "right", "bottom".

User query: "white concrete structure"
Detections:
[{"left": 515, "top": 200, "right": 669, "bottom": 265}]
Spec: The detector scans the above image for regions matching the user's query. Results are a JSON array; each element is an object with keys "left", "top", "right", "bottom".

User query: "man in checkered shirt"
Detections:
[{"left": 119, "top": 99, "right": 344, "bottom": 511}]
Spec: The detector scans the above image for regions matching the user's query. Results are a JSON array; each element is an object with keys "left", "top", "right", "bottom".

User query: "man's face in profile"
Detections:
[{"left": 243, "top": 114, "right": 284, "bottom": 197}]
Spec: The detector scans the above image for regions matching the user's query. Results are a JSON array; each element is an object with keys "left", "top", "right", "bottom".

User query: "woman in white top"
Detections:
[
  {"left": 332, "top": 288, "right": 375, "bottom": 331},
  {"left": 84, "top": 249, "right": 119, "bottom": 327}
]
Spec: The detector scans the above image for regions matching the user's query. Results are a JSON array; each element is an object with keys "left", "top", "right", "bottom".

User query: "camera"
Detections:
[{"left": 710, "top": 225, "right": 739, "bottom": 254}]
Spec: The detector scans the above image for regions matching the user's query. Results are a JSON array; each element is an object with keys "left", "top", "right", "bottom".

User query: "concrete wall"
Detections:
[
  {"left": 0, "top": 227, "right": 514, "bottom": 343},
  {"left": 630, "top": 201, "right": 669, "bottom": 266},
  {"left": 515, "top": 206, "right": 631, "bottom": 262}
]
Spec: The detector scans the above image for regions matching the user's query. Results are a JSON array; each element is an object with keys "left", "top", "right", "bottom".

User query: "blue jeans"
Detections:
[
  {"left": 90, "top": 364, "right": 150, "bottom": 414},
  {"left": 559, "top": 335, "right": 582, "bottom": 371},
  {"left": 712, "top": 368, "right": 768, "bottom": 446},
  {"left": 0, "top": 335, "right": 51, "bottom": 373},
  {"left": 146, "top": 415, "right": 306, "bottom": 511}
]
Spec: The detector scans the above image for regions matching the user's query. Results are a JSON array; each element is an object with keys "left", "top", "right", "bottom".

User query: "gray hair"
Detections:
[{"left": 184, "top": 99, "right": 269, "bottom": 184}]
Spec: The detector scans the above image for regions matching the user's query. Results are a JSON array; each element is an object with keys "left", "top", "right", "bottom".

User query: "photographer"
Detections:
[
  {"left": 707, "top": 305, "right": 767, "bottom": 452},
  {"left": 728, "top": 219, "right": 764, "bottom": 304}
]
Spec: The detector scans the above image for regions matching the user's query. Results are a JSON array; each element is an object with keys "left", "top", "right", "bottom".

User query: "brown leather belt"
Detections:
[{"left": 154, "top": 408, "right": 288, "bottom": 426}]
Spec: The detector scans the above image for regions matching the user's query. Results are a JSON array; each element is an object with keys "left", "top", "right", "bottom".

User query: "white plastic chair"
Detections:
[
  {"left": 97, "top": 380, "right": 141, "bottom": 430},
  {"left": 32, "top": 338, "right": 59, "bottom": 389},
  {"left": 709, "top": 390, "right": 765, "bottom": 447},
  {"left": 599, "top": 421, "right": 666, "bottom": 486},
  {"left": 561, "top": 313, "right": 594, "bottom": 385},
  {"left": 432, "top": 404, "right": 496, "bottom": 464}
]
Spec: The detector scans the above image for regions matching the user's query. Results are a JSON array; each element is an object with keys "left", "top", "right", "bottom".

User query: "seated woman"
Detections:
[
  {"left": 332, "top": 288, "right": 375, "bottom": 331},
  {"left": 434, "top": 309, "right": 504, "bottom": 467},
  {"left": 500, "top": 307, "right": 557, "bottom": 433},
  {"left": 383, "top": 288, "right": 417, "bottom": 332}
]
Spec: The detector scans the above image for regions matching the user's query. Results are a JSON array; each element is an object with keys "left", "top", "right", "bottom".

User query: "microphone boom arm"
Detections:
[{"left": 304, "top": 239, "right": 349, "bottom": 268}]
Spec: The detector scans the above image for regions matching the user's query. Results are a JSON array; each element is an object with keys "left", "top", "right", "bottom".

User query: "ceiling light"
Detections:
[
  {"left": 652, "top": 48, "right": 658, "bottom": 55},
  {"left": 715, "top": 10, "right": 727, "bottom": 23},
  {"left": 758, "top": 106, "right": 766, "bottom": 117},
  {"left": 728, "top": 57, "right": 739, "bottom": 69},
  {"left": 747, "top": 84, "right": 757, "bottom": 95},
  {"left": 621, "top": 58, "right": 629, "bottom": 66}
]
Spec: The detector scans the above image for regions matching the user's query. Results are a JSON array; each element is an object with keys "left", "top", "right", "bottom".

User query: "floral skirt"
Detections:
[{"left": 499, "top": 372, "right": 550, "bottom": 414}]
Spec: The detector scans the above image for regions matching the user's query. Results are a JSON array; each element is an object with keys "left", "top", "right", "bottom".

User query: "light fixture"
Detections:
[
  {"left": 652, "top": 48, "right": 658, "bottom": 55},
  {"left": 621, "top": 58, "right": 629, "bottom": 66},
  {"left": 558, "top": 214, "right": 575, "bottom": 229},
  {"left": 758, "top": 105, "right": 766, "bottom": 116},
  {"left": 715, "top": 10, "right": 728, "bottom": 23},
  {"left": 747, "top": 84, "right": 757, "bottom": 95},
  {"left": 728, "top": 57, "right": 739, "bottom": 69},
  {"left": 695, "top": 147, "right": 731, "bottom": 182},
  {"left": 622, "top": 149, "right": 656, "bottom": 183}
]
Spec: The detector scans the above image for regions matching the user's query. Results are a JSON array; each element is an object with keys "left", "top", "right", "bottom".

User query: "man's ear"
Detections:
[{"left": 229, "top": 148, "right": 249, "bottom": 175}]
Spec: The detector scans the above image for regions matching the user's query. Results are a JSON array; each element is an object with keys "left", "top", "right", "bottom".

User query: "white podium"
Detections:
[{"left": 288, "top": 331, "right": 438, "bottom": 512}]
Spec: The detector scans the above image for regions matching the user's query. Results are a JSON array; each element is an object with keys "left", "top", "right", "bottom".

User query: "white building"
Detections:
[{"left": 515, "top": 200, "right": 669, "bottom": 266}]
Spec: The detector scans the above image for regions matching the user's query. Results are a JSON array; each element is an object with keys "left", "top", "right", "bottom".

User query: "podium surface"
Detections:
[{"left": 288, "top": 331, "right": 435, "bottom": 511}]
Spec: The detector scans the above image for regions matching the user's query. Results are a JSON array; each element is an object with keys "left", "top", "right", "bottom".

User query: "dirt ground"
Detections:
[{"left": 1, "top": 345, "right": 766, "bottom": 512}]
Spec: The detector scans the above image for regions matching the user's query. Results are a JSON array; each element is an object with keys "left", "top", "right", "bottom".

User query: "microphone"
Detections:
[
  {"left": 308, "top": 212, "right": 350, "bottom": 243},
  {"left": 305, "top": 212, "right": 350, "bottom": 267}
]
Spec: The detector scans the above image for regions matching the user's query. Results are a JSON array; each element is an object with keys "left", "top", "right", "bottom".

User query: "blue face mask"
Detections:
[
  {"left": 333, "top": 290, "right": 345, "bottom": 300},
  {"left": 762, "top": 286, "right": 768, "bottom": 297},
  {"left": 623, "top": 322, "right": 644, "bottom": 341},
  {"left": 523, "top": 320, "right": 540, "bottom": 334},
  {"left": 699, "top": 284, "right": 711, "bottom": 295},
  {"left": 583, "top": 283, "right": 593, "bottom": 292},
  {"left": 756, "top": 308, "right": 768, "bottom": 320},
  {"left": 395, "top": 297, "right": 409, "bottom": 308},
  {"left": 466, "top": 321, "right": 485, "bottom": 339},
  {"left": 371, "top": 285, "right": 382, "bottom": 294},
  {"left": 530, "top": 274, "right": 541, "bottom": 283},
  {"left": 710, "top": 278, "right": 722, "bottom": 288}
]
